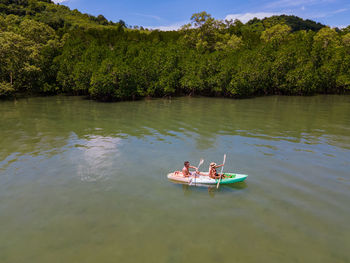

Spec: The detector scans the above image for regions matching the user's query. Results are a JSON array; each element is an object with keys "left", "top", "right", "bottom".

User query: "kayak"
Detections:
[{"left": 167, "top": 172, "right": 248, "bottom": 185}]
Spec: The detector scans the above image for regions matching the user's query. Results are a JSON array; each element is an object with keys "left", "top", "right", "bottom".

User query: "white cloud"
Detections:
[
  {"left": 332, "top": 8, "right": 348, "bottom": 14},
  {"left": 52, "top": 0, "right": 69, "bottom": 3},
  {"left": 333, "top": 25, "right": 346, "bottom": 29},
  {"left": 306, "top": 8, "right": 348, "bottom": 19},
  {"left": 133, "top": 13, "right": 162, "bottom": 21},
  {"left": 147, "top": 21, "right": 188, "bottom": 31},
  {"left": 265, "top": 0, "right": 335, "bottom": 8},
  {"left": 225, "top": 12, "right": 281, "bottom": 23},
  {"left": 224, "top": 7, "right": 347, "bottom": 24}
]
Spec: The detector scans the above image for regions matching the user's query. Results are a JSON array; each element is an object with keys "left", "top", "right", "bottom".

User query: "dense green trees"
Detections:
[
  {"left": 0, "top": 0, "right": 349, "bottom": 100},
  {"left": 0, "top": 31, "right": 40, "bottom": 95}
]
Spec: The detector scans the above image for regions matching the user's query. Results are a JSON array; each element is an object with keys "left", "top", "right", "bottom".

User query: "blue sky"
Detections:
[{"left": 54, "top": 0, "right": 350, "bottom": 29}]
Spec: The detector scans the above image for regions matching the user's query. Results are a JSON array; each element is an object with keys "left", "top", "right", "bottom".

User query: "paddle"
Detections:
[
  {"left": 189, "top": 158, "right": 204, "bottom": 186},
  {"left": 216, "top": 154, "right": 226, "bottom": 189}
]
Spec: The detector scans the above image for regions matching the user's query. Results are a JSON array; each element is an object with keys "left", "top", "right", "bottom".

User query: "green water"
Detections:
[{"left": 0, "top": 95, "right": 349, "bottom": 263}]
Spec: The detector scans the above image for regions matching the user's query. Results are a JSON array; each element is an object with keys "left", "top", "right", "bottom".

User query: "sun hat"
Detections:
[{"left": 210, "top": 162, "right": 216, "bottom": 167}]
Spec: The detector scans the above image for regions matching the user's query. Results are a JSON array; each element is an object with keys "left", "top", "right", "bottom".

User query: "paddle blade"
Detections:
[
  {"left": 197, "top": 158, "right": 204, "bottom": 170},
  {"left": 217, "top": 154, "right": 226, "bottom": 189}
]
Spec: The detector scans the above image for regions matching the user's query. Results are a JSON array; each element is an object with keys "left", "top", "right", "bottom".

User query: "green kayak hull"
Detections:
[
  {"left": 167, "top": 172, "right": 248, "bottom": 185},
  {"left": 215, "top": 173, "right": 248, "bottom": 184}
]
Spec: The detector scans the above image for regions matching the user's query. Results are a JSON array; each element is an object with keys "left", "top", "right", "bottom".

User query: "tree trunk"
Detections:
[{"left": 10, "top": 72, "right": 13, "bottom": 86}]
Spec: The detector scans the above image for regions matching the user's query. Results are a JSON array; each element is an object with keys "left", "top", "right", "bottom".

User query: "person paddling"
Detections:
[
  {"left": 174, "top": 161, "right": 199, "bottom": 177},
  {"left": 208, "top": 162, "right": 227, "bottom": 179}
]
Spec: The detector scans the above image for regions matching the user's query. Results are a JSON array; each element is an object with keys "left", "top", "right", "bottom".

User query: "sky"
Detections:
[{"left": 53, "top": 0, "right": 350, "bottom": 30}]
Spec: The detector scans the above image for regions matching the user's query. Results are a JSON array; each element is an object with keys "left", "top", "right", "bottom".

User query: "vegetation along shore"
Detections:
[{"left": 0, "top": 0, "right": 349, "bottom": 101}]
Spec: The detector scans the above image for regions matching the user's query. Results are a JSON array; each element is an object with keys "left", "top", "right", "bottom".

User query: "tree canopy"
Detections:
[{"left": 0, "top": 0, "right": 349, "bottom": 100}]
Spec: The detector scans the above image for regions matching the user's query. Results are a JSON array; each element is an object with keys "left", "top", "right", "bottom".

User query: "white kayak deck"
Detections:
[{"left": 167, "top": 172, "right": 248, "bottom": 185}]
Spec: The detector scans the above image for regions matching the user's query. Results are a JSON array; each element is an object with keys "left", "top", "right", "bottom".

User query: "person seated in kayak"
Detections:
[
  {"left": 208, "top": 162, "right": 227, "bottom": 179},
  {"left": 174, "top": 161, "right": 199, "bottom": 177}
]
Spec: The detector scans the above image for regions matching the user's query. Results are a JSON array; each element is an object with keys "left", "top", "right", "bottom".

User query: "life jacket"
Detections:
[{"left": 210, "top": 167, "right": 217, "bottom": 176}]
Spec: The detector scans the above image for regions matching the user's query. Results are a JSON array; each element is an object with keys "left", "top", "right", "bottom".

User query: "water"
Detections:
[{"left": 0, "top": 95, "right": 349, "bottom": 263}]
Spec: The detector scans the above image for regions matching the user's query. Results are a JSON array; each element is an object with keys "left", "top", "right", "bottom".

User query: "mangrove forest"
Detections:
[{"left": 0, "top": 0, "right": 350, "bottom": 101}]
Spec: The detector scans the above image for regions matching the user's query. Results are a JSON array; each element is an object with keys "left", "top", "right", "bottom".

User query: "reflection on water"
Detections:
[
  {"left": 1, "top": 95, "right": 350, "bottom": 164},
  {"left": 179, "top": 182, "right": 248, "bottom": 197},
  {"left": 0, "top": 95, "right": 350, "bottom": 263},
  {"left": 75, "top": 135, "right": 122, "bottom": 182}
]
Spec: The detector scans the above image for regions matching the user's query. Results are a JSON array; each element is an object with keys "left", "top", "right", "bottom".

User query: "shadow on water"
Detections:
[{"left": 176, "top": 181, "right": 248, "bottom": 197}]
